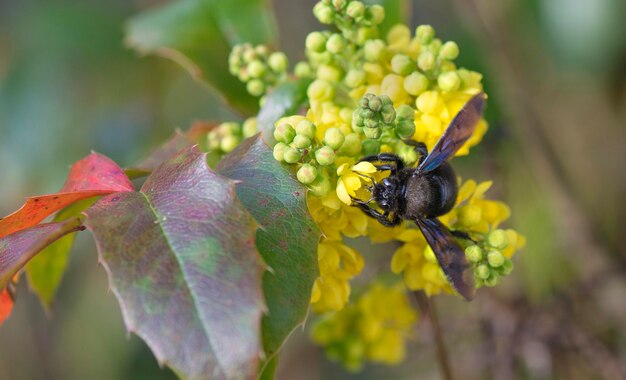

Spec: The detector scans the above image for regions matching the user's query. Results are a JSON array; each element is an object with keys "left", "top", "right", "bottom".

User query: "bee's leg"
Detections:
[
  {"left": 450, "top": 230, "right": 476, "bottom": 243},
  {"left": 403, "top": 140, "right": 428, "bottom": 165},
  {"left": 358, "top": 153, "right": 404, "bottom": 174},
  {"left": 355, "top": 203, "right": 402, "bottom": 227}
]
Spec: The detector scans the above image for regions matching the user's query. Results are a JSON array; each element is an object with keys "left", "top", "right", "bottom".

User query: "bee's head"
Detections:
[{"left": 372, "top": 177, "right": 399, "bottom": 211}]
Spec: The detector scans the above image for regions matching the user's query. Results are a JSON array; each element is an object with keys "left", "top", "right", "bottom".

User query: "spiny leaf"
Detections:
[
  {"left": 84, "top": 146, "right": 265, "bottom": 380},
  {"left": 26, "top": 198, "right": 97, "bottom": 310},
  {"left": 0, "top": 218, "right": 85, "bottom": 289},
  {"left": 257, "top": 78, "right": 312, "bottom": 143},
  {"left": 126, "top": 0, "right": 277, "bottom": 116},
  {"left": 0, "top": 152, "right": 133, "bottom": 238},
  {"left": 217, "top": 136, "right": 320, "bottom": 361}
]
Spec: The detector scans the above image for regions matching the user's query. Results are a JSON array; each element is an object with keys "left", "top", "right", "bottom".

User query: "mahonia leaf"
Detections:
[
  {"left": 257, "top": 78, "right": 312, "bottom": 143},
  {"left": 126, "top": 0, "right": 277, "bottom": 116},
  {"left": 0, "top": 218, "right": 85, "bottom": 289},
  {"left": 0, "top": 152, "right": 133, "bottom": 238},
  {"left": 84, "top": 146, "right": 265, "bottom": 380},
  {"left": 217, "top": 136, "right": 320, "bottom": 361}
]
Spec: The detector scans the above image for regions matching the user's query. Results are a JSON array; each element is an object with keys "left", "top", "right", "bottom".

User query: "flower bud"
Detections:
[
  {"left": 346, "top": 1, "right": 365, "bottom": 19},
  {"left": 313, "top": 2, "right": 334, "bottom": 24},
  {"left": 324, "top": 127, "right": 345, "bottom": 149},
  {"left": 395, "top": 119, "right": 415, "bottom": 139},
  {"left": 220, "top": 135, "right": 239, "bottom": 153},
  {"left": 345, "top": 69, "right": 366, "bottom": 88},
  {"left": 361, "top": 139, "right": 380, "bottom": 155},
  {"left": 465, "top": 245, "right": 483, "bottom": 263},
  {"left": 274, "top": 122, "right": 296, "bottom": 143},
  {"left": 458, "top": 204, "right": 482, "bottom": 227},
  {"left": 295, "top": 120, "right": 316, "bottom": 138},
  {"left": 307, "top": 79, "right": 335, "bottom": 100},
  {"left": 315, "top": 146, "right": 336, "bottom": 165},
  {"left": 416, "top": 25, "right": 435, "bottom": 44},
  {"left": 487, "top": 250, "right": 505, "bottom": 268},
  {"left": 484, "top": 274, "right": 499, "bottom": 287},
  {"left": 246, "top": 79, "right": 265, "bottom": 96},
  {"left": 417, "top": 50, "right": 435, "bottom": 71},
  {"left": 326, "top": 34, "right": 346, "bottom": 54},
  {"left": 437, "top": 71, "right": 461, "bottom": 91},
  {"left": 380, "top": 103, "right": 396, "bottom": 124},
  {"left": 395, "top": 104, "right": 414, "bottom": 121},
  {"left": 487, "top": 229, "right": 509, "bottom": 250},
  {"left": 439, "top": 41, "right": 459, "bottom": 60},
  {"left": 317, "top": 64, "right": 342, "bottom": 82},
  {"left": 340, "top": 133, "right": 362, "bottom": 156},
  {"left": 273, "top": 142, "right": 287, "bottom": 161},
  {"left": 403, "top": 71, "right": 429, "bottom": 96},
  {"left": 332, "top": 0, "right": 346, "bottom": 9},
  {"left": 293, "top": 134, "right": 312, "bottom": 149},
  {"left": 268, "top": 52, "right": 288, "bottom": 73},
  {"left": 306, "top": 31, "right": 328, "bottom": 53},
  {"left": 500, "top": 259, "right": 514, "bottom": 275},
  {"left": 363, "top": 126, "right": 382, "bottom": 139},
  {"left": 242, "top": 47, "right": 257, "bottom": 63},
  {"left": 415, "top": 91, "right": 444, "bottom": 114},
  {"left": 297, "top": 164, "right": 318, "bottom": 184},
  {"left": 475, "top": 264, "right": 490, "bottom": 280},
  {"left": 283, "top": 147, "right": 302, "bottom": 164},
  {"left": 364, "top": 39, "right": 386, "bottom": 62},
  {"left": 247, "top": 60, "right": 266, "bottom": 78},
  {"left": 365, "top": 4, "right": 385, "bottom": 25},
  {"left": 368, "top": 96, "right": 382, "bottom": 112},
  {"left": 356, "top": 26, "right": 378, "bottom": 45},
  {"left": 242, "top": 118, "right": 258, "bottom": 138},
  {"left": 390, "top": 54, "right": 413, "bottom": 76},
  {"left": 309, "top": 173, "right": 331, "bottom": 197},
  {"left": 294, "top": 61, "right": 313, "bottom": 78}
]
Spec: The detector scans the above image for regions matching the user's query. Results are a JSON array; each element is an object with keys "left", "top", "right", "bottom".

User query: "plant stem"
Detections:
[{"left": 414, "top": 291, "right": 455, "bottom": 380}]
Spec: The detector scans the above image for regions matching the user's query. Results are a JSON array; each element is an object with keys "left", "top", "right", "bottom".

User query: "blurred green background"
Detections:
[{"left": 1, "top": 0, "right": 625, "bottom": 379}]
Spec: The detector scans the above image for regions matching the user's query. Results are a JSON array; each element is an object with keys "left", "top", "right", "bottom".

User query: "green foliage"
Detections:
[{"left": 257, "top": 78, "right": 313, "bottom": 142}]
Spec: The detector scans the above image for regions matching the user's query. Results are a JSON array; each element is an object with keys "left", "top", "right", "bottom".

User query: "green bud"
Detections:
[
  {"left": 363, "top": 126, "right": 382, "bottom": 139},
  {"left": 390, "top": 54, "right": 413, "bottom": 76},
  {"left": 326, "top": 34, "right": 346, "bottom": 54},
  {"left": 332, "top": 0, "right": 346, "bottom": 10},
  {"left": 293, "top": 134, "right": 312, "bottom": 149},
  {"left": 500, "top": 259, "right": 514, "bottom": 275},
  {"left": 247, "top": 79, "right": 265, "bottom": 96},
  {"left": 207, "top": 131, "right": 220, "bottom": 150},
  {"left": 416, "top": 25, "right": 435, "bottom": 44},
  {"left": 345, "top": 69, "right": 366, "bottom": 88},
  {"left": 465, "top": 245, "right": 483, "bottom": 263},
  {"left": 395, "top": 104, "right": 414, "bottom": 121},
  {"left": 440, "top": 41, "right": 459, "bottom": 60},
  {"left": 417, "top": 51, "right": 436, "bottom": 71},
  {"left": 313, "top": 2, "right": 334, "bottom": 24},
  {"left": 242, "top": 47, "right": 257, "bottom": 63},
  {"left": 438, "top": 71, "right": 461, "bottom": 91},
  {"left": 247, "top": 60, "right": 266, "bottom": 78},
  {"left": 380, "top": 103, "right": 396, "bottom": 124},
  {"left": 365, "top": 4, "right": 385, "bottom": 25},
  {"left": 356, "top": 26, "right": 378, "bottom": 45},
  {"left": 295, "top": 120, "right": 316, "bottom": 138},
  {"left": 283, "top": 147, "right": 302, "bottom": 164},
  {"left": 242, "top": 118, "right": 258, "bottom": 138},
  {"left": 274, "top": 123, "right": 296, "bottom": 143},
  {"left": 397, "top": 143, "right": 418, "bottom": 164},
  {"left": 364, "top": 39, "right": 386, "bottom": 62},
  {"left": 268, "top": 52, "right": 288, "bottom": 73},
  {"left": 352, "top": 110, "right": 365, "bottom": 129},
  {"left": 294, "top": 61, "right": 313, "bottom": 78},
  {"left": 220, "top": 135, "right": 240, "bottom": 153},
  {"left": 306, "top": 31, "right": 327, "bottom": 53},
  {"left": 475, "top": 264, "right": 490, "bottom": 280},
  {"left": 219, "top": 122, "right": 240, "bottom": 135},
  {"left": 364, "top": 117, "right": 379, "bottom": 129},
  {"left": 273, "top": 142, "right": 288, "bottom": 161},
  {"left": 317, "top": 64, "right": 342, "bottom": 82},
  {"left": 403, "top": 71, "right": 429, "bottom": 96},
  {"left": 487, "top": 250, "right": 505, "bottom": 268},
  {"left": 361, "top": 139, "right": 380, "bottom": 155},
  {"left": 297, "top": 164, "right": 318, "bottom": 184},
  {"left": 315, "top": 146, "right": 336, "bottom": 166},
  {"left": 255, "top": 45, "right": 269, "bottom": 56},
  {"left": 340, "top": 133, "right": 362, "bottom": 156},
  {"left": 428, "top": 38, "right": 442, "bottom": 55},
  {"left": 395, "top": 119, "right": 415, "bottom": 139},
  {"left": 323, "top": 127, "right": 345, "bottom": 149},
  {"left": 346, "top": 1, "right": 365, "bottom": 19},
  {"left": 368, "top": 96, "right": 382, "bottom": 112},
  {"left": 309, "top": 173, "right": 331, "bottom": 197},
  {"left": 487, "top": 229, "right": 509, "bottom": 250},
  {"left": 484, "top": 274, "right": 499, "bottom": 287},
  {"left": 307, "top": 79, "right": 334, "bottom": 100}
]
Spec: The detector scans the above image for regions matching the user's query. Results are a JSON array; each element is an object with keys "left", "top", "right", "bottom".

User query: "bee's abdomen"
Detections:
[{"left": 403, "top": 163, "right": 458, "bottom": 219}]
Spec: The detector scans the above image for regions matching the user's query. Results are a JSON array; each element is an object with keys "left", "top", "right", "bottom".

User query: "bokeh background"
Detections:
[{"left": 1, "top": 0, "right": 625, "bottom": 379}]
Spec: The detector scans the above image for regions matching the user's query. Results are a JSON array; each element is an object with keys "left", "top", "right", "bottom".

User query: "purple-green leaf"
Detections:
[
  {"left": 84, "top": 146, "right": 265, "bottom": 380},
  {"left": 257, "top": 78, "right": 312, "bottom": 143},
  {"left": 0, "top": 218, "right": 85, "bottom": 289},
  {"left": 217, "top": 136, "right": 320, "bottom": 361}
]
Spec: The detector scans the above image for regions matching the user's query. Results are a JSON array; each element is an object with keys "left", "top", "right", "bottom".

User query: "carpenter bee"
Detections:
[{"left": 352, "top": 93, "right": 486, "bottom": 300}]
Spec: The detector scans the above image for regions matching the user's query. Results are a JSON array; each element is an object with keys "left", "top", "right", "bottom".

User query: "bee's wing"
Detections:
[
  {"left": 415, "top": 217, "right": 475, "bottom": 300},
  {"left": 417, "top": 93, "right": 486, "bottom": 174}
]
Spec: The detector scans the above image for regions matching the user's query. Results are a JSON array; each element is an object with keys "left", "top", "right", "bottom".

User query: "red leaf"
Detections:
[
  {"left": 0, "top": 153, "right": 133, "bottom": 239},
  {"left": 0, "top": 288, "right": 13, "bottom": 325}
]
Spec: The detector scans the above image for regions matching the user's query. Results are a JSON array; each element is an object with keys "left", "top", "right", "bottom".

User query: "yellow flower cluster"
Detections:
[{"left": 311, "top": 282, "right": 418, "bottom": 371}]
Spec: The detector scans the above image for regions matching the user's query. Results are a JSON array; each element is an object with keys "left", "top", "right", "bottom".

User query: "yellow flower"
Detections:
[{"left": 336, "top": 161, "right": 377, "bottom": 205}]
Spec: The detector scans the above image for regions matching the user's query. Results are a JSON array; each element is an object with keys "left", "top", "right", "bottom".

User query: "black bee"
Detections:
[{"left": 353, "top": 93, "right": 486, "bottom": 300}]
